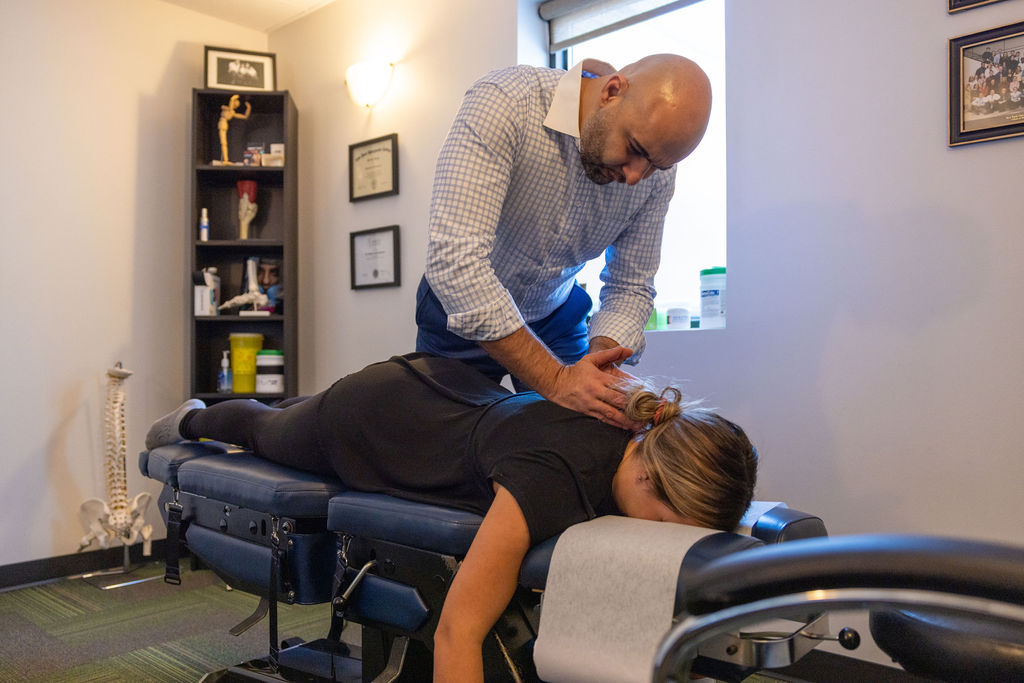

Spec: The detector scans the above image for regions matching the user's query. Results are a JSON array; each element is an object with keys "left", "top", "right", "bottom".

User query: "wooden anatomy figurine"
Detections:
[{"left": 218, "top": 94, "right": 251, "bottom": 164}]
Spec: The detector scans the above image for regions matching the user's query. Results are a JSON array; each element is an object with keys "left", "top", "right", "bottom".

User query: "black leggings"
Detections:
[{"left": 179, "top": 393, "right": 335, "bottom": 475}]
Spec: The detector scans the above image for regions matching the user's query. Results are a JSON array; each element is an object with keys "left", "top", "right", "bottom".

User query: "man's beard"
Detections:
[{"left": 579, "top": 108, "right": 616, "bottom": 185}]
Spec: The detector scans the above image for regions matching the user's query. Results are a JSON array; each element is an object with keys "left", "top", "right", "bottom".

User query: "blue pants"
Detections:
[{"left": 414, "top": 276, "right": 591, "bottom": 387}]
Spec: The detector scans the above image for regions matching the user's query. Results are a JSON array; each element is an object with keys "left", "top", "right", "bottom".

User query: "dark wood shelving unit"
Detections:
[{"left": 187, "top": 89, "right": 298, "bottom": 403}]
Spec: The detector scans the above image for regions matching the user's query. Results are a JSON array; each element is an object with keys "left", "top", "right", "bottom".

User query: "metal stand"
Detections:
[{"left": 78, "top": 543, "right": 162, "bottom": 590}]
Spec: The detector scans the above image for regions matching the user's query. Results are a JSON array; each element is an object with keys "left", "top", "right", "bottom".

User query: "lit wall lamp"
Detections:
[{"left": 345, "top": 60, "right": 395, "bottom": 108}]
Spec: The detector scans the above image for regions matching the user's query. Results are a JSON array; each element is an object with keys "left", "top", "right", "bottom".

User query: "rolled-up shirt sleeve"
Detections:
[
  {"left": 589, "top": 168, "right": 676, "bottom": 362},
  {"left": 425, "top": 80, "right": 526, "bottom": 341}
]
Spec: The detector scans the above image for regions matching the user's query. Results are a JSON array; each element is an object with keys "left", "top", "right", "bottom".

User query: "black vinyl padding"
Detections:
[
  {"left": 750, "top": 506, "right": 826, "bottom": 542},
  {"left": 683, "top": 534, "right": 1024, "bottom": 615},
  {"left": 869, "top": 609, "right": 1024, "bottom": 683}
]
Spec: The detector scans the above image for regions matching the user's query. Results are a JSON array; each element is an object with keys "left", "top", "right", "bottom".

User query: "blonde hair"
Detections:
[{"left": 624, "top": 385, "right": 757, "bottom": 531}]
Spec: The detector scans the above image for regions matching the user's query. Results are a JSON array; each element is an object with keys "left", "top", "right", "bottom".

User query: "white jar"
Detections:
[
  {"left": 255, "top": 350, "right": 285, "bottom": 393},
  {"left": 699, "top": 267, "right": 726, "bottom": 329},
  {"left": 665, "top": 307, "right": 690, "bottom": 330}
]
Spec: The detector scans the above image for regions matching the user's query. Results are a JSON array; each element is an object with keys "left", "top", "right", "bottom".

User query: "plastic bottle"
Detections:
[
  {"left": 699, "top": 267, "right": 726, "bottom": 329},
  {"left": 199, "top": 207, "right": 210, "bottom": 242},
  {"left": 217, "top": 350, "right": 232, "bottom": 393}
]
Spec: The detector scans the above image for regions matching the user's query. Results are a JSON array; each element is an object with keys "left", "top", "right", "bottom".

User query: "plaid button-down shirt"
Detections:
[{"left": 425, "top": 62, "right": 676, "bottom": 361}]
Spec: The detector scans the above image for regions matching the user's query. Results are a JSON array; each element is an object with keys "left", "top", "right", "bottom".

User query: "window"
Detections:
[{"left": 563, "top": 0, "right": 726, "bottom": 327}]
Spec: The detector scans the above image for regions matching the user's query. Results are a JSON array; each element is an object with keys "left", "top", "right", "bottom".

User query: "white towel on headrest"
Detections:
[{"left": 533, "top": 516, "right": 714, "bottom": 683}]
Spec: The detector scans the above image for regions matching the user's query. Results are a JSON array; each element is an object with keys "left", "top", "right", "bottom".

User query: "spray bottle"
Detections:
[{"left": 217, "top": 350, "right": 232, "bottom": 393}]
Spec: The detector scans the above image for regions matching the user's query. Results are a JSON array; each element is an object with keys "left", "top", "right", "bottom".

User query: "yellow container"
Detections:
[{"left": 229, "top": 332, "right": 263, "bottom": 393}]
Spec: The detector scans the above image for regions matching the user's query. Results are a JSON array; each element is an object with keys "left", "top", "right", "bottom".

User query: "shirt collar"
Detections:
[{"left": 543, "top": 60, "right": 586, "bottom": 138}]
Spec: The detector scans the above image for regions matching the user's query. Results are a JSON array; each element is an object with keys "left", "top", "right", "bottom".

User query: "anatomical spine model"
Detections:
[{"left": 77, "top": 364, "right": 153, "bottom": 555}]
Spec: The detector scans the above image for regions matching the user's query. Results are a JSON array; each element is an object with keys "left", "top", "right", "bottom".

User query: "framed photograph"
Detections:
[
  {"left": 949, "top": 21, "right": 1024, "bottom": 146},
  {"left": 205, "top": 46, "right": 276, "bottom": 92},
  {"left": 948, "top": 0, "right": 1008, "bottom": 13},
  {"left": 349, "top": 134, "right": 399, "bottom": 202},
  {"left": 350, "top": 225, "right": 401, "bottom": 289}
]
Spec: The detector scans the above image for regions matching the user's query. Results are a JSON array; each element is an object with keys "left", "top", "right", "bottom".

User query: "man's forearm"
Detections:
[{"left": 479, "top": 326, "right": 564, "bottom": 395}]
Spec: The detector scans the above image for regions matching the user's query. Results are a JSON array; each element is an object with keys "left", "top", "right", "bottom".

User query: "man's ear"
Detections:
[{"left": 600, "top": 73, "right": 628, "bottom": 104}]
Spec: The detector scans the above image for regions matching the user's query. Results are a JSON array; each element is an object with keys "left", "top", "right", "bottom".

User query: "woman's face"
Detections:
[{"left": 612, "top": 443, "right": 694, "bottom": 525}]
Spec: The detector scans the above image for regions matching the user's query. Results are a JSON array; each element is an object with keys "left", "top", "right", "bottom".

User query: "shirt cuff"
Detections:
[
  {"left": 446, "top": 291, "right": 525, "bottom": 341},
  {"left": 589, "top": 308, "right": 647, "bottom": 364}
]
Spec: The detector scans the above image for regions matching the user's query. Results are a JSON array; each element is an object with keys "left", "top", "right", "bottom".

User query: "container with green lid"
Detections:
[
  {"left": 255, "top": 349, "right": 285, "bottom": 394},
  {"left": 699, "top": 267, "right": 726, "bottom": 329}
]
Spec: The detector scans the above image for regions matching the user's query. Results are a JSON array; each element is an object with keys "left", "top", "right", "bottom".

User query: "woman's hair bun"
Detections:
[
  {"left": 624, "top": 384, "right": 684, "bottom": 429},
  {"left": 652, "top": 388, "right": 682, "bottom": 426}
]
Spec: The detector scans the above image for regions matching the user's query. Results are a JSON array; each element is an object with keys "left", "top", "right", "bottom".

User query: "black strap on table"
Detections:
[
  {"left": 163, "top": 497, "right": 183, "bottom": 585},
  {"left": 268, "top": 516, "right": 281, "bottom": 663}
]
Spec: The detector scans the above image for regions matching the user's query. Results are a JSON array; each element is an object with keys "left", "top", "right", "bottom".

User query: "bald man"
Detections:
[{"left": 416, "top": 55, "right": 712, "bottom": 429}]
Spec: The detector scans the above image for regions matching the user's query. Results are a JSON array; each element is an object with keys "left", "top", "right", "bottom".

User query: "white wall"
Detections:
[
  {"left": 638, "top": 0, "right": 1024, "bottom": 546},
  {"left": 268, "top": 0, "right": 529, "bottom": 389},
  {"left": 0, "top": 0, "right": 267, "bottom": 566}
]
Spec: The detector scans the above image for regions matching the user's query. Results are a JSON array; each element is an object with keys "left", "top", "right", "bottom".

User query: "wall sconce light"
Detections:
[{"left": 345, "top": 60, "right": 395, "bottom": 108}]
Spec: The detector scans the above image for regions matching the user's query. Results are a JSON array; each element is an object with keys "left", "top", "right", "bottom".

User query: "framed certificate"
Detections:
[
  {"left": 350, "top": 225, "right": 400, "bottom": 289},
  {"left": 349, "top": 133, "right": 399, "bottom": 201}
]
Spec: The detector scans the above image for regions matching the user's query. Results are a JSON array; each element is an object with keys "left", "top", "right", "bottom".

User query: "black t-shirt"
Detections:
[{"left": 317, "top": 354, "right": 630, "bottom": 544}]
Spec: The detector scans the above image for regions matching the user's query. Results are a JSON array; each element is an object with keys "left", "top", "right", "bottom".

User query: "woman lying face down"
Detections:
[{"left": 145, "top": 353, "right": 757, "bottom": 683}]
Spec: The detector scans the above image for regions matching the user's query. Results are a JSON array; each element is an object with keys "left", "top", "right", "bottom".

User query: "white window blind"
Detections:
[{"left": 538, "top": 0, "right": 703, "bottom": 52}]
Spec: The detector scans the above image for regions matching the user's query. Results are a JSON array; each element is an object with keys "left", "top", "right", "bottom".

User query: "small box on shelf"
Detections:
[
  {"left": 192, "top": 268, "right": 220, "bottom": 316},
  {"left": 263, "top": 142, "right": 285, "bottom": 166},
  {"left": 243, "top": 143, "right": 264, "bottom": 166}
]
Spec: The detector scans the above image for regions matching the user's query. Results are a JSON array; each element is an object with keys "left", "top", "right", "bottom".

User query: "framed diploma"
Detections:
[
  {"left": 350, "top": 225, "right": 401, "bottom": 289},
  {"left": 349, "top": 133, "right": 399, "bottom": 201}
]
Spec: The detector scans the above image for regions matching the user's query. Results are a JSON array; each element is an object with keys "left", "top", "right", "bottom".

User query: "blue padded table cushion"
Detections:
[
  {"left": 519, "top": 536, "right": 559, "bottom": 590},
  {"left": 329, "top": 492, "right": 483, "bottom": 556},
  {"left": 177, "top": 451, "right": 345, "bottom": 518},
  {"left": 139, "top": 441, "right": 233, "bottom": 486}
]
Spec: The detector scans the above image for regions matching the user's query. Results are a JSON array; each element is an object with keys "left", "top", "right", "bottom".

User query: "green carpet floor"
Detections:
[
  {"left": 0, "top": 562, "right": 853, "bottom": 682},
  {"left": 0, "top": 562, "right": 333, "bottom": 683}
]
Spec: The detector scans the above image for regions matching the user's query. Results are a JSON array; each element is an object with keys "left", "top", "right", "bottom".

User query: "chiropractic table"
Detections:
[{"left": 140, "top": 441, "right": 1024, "bottom": 682}]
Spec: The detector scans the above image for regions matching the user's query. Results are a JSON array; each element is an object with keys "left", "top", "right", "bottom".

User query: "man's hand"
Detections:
[
  {"left": 480, "top": 328, "right": 642, "bottom": 430},
  {"left": 548, "top": 347, "right": 642, "bottom": 430}
]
